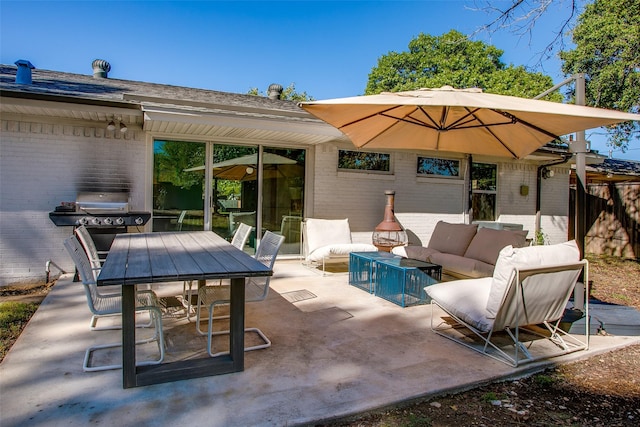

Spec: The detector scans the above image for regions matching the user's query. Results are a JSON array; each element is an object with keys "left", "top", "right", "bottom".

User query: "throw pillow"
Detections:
[
  {"left": 427, "top": 221, "right": 478, "bottom": 257},
  {"left": 464, "top": 227, "right": 528, "bottom": 266}
]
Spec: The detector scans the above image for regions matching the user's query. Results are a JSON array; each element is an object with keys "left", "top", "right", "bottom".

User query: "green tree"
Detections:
[
  {"left": 560, "top": 0, "right": 640, "bottom": 150},
  {"left": 247, "top": 83, "right": 314, "bottom": 101},
  {"left": 365, "top": 30, "right": 561, "bottom": 101}
]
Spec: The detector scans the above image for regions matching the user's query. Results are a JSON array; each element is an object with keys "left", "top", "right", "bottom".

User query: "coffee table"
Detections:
[
  {"left": 348, "top": 251, "right": 398, "bottom": 293},
  {"left": 374, "top": 257, "right": 441, "bottom": 307}
]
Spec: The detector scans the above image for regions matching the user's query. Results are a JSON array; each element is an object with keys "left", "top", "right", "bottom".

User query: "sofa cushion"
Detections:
[
  {"left": 305, "top": 218, "right": 352, "bottom": 255},
  {"left": 464, "top": 227, "right": 528, "bottom": 266},
  {"left": 485, "top": 240, "right": 580, "bottom": 318},
  {"left": 392, "top": 245, "right": 440, "bottom": 262},
  {"left": 429, "top": 252, "right": 494, "bottom": 279},
  {"left": 425, "top": 277, "right": 494, "bottom": 332},
  {"left": 306, "top": 243, "right": 377, "bottom": 262},
  {"left": 427, "top": 221, "right": 478, "bottom": 256}
]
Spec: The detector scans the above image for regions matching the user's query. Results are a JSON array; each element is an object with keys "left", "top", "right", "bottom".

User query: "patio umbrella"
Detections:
[
  {"left": 184, "top": 152, "right": 299, "bottom": 181},
  {"left": 299, "top": 86, "right": 640, "bottom": 159}
]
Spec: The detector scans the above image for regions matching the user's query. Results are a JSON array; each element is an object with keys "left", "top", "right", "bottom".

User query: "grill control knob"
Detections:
[
  {"left": 78, "top": 217, "right": 89, "bottom": 225},
  {"left": 103, "top": 217, "right": 113, "bottom": 225},
  {"left": 115, "top": 217, "right": 125, "bottom": 225},
  {"left": 91, "top": 217, "right": 101, "bottom": 225},
  {"left": 135, "top": 217, "right": 144, "bottom": 225}
]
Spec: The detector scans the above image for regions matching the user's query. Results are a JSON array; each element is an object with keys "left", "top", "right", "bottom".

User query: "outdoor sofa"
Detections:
[{"left": 392, "top": 221, "right": 528, "bottom": 279}]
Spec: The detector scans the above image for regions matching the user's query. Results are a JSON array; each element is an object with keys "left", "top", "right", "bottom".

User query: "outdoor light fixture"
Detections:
[
  {"left": 541, "top": 167, "right": 555, "bottom": 179},
  {"left": 246, "top": 167, "right": 254, "bottom": 175},
  {"left": 119, "top": 122, "right": 128, "bottom": 133},
  {"left": 106, "top": 120, "right": 116, "bottom": 131}
]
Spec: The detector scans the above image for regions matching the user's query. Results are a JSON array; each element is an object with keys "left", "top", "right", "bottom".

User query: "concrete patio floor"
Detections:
[{"left": 2, "top": 260, "right": 640, "bottom": 427}]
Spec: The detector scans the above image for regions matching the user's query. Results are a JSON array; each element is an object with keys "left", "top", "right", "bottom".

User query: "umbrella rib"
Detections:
[
  {"left": 469, "top": 109, "right": 519, "bottom": 158},
  {"left": 340, "top": 105, "right": 408, "bottom": 129},
  {"left": 495, "top": 110, "right": 561, "bottom": 141}
]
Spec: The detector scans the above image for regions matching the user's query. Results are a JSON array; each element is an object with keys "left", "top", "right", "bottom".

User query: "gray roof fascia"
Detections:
[{"left": 0, "top": 88, "right": 140, "bottom": 111}]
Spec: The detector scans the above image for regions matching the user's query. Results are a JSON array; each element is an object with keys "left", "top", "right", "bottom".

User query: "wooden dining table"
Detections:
[{"left": 97, "top": 231, "right": 272, "bottom": 388}]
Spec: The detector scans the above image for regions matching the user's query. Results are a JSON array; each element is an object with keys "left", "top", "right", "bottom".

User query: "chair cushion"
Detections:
[
  {"left": 429, "top": 253, "right": 494, "bottom": 279},
  {"left": 485, "top": 240, "right": 580, "bottom": 318},
  {"left": 427, "top": 221, "right": 478, "bottom": 256},
  {"left": 425, "top": 277, "right": 494, "bottom": 333},
  {"left": 464, "top": 227, "right": 528, "bottom": 266},
  {"left": 305, "top": 218, "right": 352, "bottom": 255},
  {"left": 306, "top": 243, "right": 378, "bottom": 262}
]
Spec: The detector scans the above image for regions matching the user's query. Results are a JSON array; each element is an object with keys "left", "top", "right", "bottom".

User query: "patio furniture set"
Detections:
[
  {"left": 62, "top": 216, "right": 590, "bottom": 388},
  {"left": 64, "top": 224, "right": 283, "bottom": 388}
]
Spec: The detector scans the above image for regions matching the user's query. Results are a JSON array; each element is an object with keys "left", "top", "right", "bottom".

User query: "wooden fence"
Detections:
[{"left": 570, "top": 182, "right": 640, "bottom": 259}]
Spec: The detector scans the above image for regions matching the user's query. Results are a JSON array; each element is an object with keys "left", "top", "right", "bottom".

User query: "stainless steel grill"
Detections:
[{"left": 49, "top": 192, "right": 151, "bottom": 227}]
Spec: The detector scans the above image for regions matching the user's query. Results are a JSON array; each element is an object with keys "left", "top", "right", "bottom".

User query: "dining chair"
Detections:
[
  {"left": 196, "top": 230, "right": 285, "bottom": 357},
  {"left": 64, "top": 235, "right": 165, "bottom": 371},
  {"left": 182, "top": 223, "right": 253, "bottom": 320},
  {"left": 74, "top": 225, "right": 102, "bottom": 278}
]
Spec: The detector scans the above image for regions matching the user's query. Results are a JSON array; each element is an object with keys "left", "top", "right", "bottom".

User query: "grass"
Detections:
[{"left": 0, "top": 301, "right": 39, "bottom": 361}]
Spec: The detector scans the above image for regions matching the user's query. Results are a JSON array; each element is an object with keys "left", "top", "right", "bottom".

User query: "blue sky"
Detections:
[{"left": 1, "top": 0, "right": 637, "bottom": 160}]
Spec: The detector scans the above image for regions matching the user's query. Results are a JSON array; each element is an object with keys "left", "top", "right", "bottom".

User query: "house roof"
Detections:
[
  {"left": 586, "top": 158, "right": 640, "bottom": 182},
  {"left": 0, "top": 63, "right": 343, "bottom": 145}
]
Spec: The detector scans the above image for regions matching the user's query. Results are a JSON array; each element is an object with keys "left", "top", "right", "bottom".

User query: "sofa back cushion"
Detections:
[
  {"left": 464, "top": 227, "right": 528, "bottom": 266},
  {"left": 485, "top": 240, "right": 580, "bottom": 318},
  {"left": 427, "top": 221, "right": 478, "bottom": 257},
  {"left": 304, "top": 218, "right": 352, "bottom": 255}
]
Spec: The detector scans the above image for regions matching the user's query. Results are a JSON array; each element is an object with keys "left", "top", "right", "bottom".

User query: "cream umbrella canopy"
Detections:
[{"left": 299, "top": 86, "right": 640, "bottom": 159}]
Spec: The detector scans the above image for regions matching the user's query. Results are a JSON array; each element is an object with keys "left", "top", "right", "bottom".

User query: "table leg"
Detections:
[
  {"left": 122, "top": 284, "right": 136, "bottom": 388},
  {"left": 229, "top": 277, "right": 245, "bottom": 371}
]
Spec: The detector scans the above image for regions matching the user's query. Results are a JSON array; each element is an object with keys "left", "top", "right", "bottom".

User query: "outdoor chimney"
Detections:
[
  {"left": 15, "top": 59, "right": 35, "bottom": 84},
  {"left": 267, "top": 83, "right": 283, "bottom": 100},
  {"left": 372, "top": 190, "right": 408, "bottom": 252},
  {"left": 92, "top": 59, "right": 111, "bottom": 78}
]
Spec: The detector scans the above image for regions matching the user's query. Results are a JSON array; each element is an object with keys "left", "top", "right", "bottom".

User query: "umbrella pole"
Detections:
[
  {"left": 573, "top": 74, "right": 588, "bottom": 311},
  {"left": 466, "top": 155, "right": 473, "bottom": 224}
]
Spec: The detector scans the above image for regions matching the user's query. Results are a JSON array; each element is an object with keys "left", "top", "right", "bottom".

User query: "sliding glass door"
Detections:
[
  {"left": 152, "top": 140, "right": 206, "bottom": 232},
  {"left": 261, "top": 147, "right": 305, "bottom": 255},
  {"left": 211, "top": 144, "right": 258, "bottom": 251},
  {"left": 153, "top": 140, "right": 305, "bottom": 256}
]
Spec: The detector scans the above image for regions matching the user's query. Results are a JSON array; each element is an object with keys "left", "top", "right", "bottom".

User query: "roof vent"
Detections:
[
  {"left": 267, "top": 83, "right": 283, "bottom": 100},
  {"left": 92, "top": 59, "right": 111, "bottom": 78},
  {"left": 15, "top": 60, "right": 35, "bottom": 84}
]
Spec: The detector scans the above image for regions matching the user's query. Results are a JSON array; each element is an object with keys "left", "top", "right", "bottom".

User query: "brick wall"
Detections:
[
  {"left": 0, "top": 119, "right": 146, "bottom": 285},
  {"left": 310, "top": 143, "right": 570, "bottom": 247}
]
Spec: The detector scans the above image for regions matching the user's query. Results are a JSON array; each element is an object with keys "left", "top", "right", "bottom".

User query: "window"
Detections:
[
  {"left": 472, "top": 162, "right": 497, "bottom": 221},
  {"left": 338, "top": 150, "right": 390, "bottom": 172},
  {"left": 417, "top": 157, "right": 460, "bottom": 177}
]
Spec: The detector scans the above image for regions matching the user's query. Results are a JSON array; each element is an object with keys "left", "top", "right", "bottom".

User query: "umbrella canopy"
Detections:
[
  {"left": 299, "top": 86, "right": 640, "bottom": 159},
  {"left": 184, "top": 152, "right": 299, "bottom": 181}
]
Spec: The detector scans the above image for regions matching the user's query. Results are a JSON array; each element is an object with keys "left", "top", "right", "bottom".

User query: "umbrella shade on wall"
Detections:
[{"left": 299, "top": 86, "right": 640, "bottom": 159}]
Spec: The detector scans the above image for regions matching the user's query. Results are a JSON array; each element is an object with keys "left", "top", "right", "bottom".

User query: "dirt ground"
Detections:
[{"left": 2, "top": 255, "right": 639, "bottom": 426}]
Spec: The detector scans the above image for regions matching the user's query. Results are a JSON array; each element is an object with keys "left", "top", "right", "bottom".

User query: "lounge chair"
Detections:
[
  {"left": 425, "top": 240, "right": 589, "bottom": 367},
  {"left": 302, "top": 218, "right": 377, "bottom": 273}
]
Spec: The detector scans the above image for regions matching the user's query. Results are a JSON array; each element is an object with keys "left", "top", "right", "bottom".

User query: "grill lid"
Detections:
[{"left": 76, "top": 192, "right": 129, "bottom": 212}]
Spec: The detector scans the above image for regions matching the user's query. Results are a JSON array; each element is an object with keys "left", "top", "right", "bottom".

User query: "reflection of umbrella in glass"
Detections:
[
  {"left": 299, "top": 86, "right": 640, "bottom": 159},
  {"left": 184, "top": 152, "right": 299, "bottom": 181}
]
